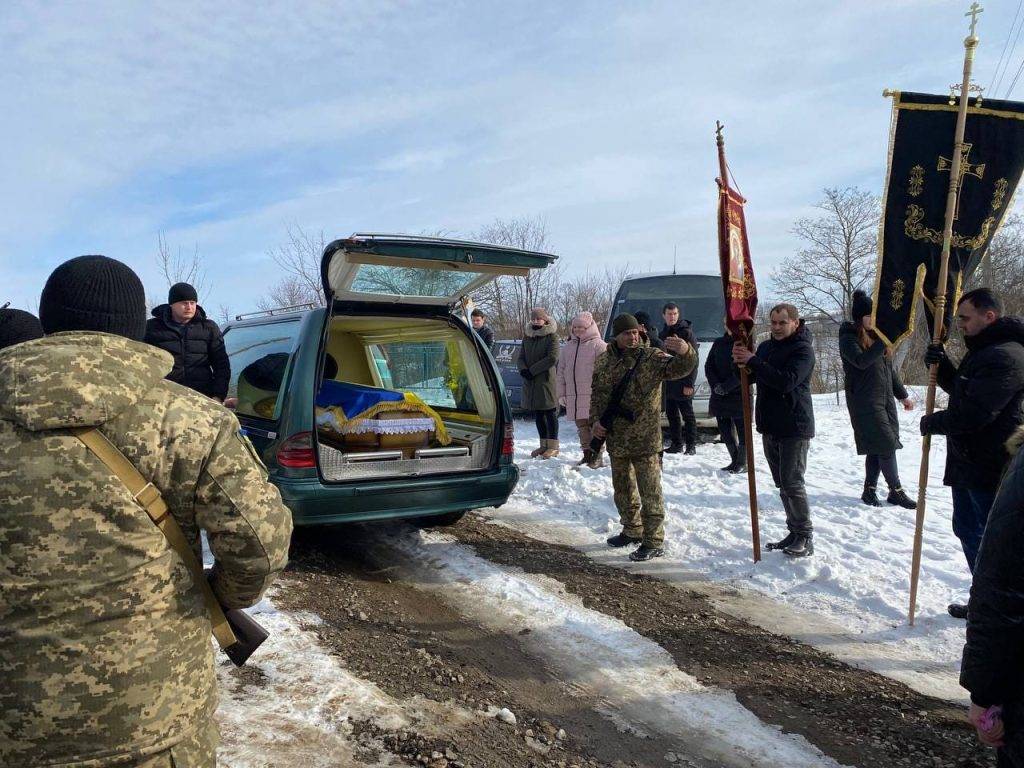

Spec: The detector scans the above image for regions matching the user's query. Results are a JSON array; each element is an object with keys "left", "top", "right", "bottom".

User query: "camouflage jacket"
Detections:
[
  {"left": 590, "top": 341, "right": 697, "bottom": 457},
  {"left": 0, "top": 333, "right": 293, "bottom": 767}
]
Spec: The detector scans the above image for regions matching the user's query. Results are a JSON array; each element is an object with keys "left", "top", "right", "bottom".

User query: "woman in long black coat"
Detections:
[{"left": 840, "top": 290, "right": 916, "bottom": 508}]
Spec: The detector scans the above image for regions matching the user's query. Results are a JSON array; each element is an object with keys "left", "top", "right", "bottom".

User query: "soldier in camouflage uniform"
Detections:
[
  {"left": 591, "top": 313, "right": 696, "bottom": 561},
  {"left": 0, "top": 256, "right": 293, "bottom": 768}
]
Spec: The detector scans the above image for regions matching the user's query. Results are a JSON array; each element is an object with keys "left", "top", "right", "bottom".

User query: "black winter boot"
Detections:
[
  {"left": 629, "top": 544, "right": 665, "bottom": 562},
  {"left": 607, "top": 531, "right": 642, "bottom": 548},
  {"left": 729, "top": 459, "right": 747, "bottom": 474},
  {"left": 684, "top": 443, "right": 697, "bottom": 456},
  {"left": 765, "top": 531, "right": 797, "bottom": 551},
  {"left": 783, "top": 534, "right": 814, "bottom": 557},
  {"left": 887, "top": 488, "right": 916, "bottom": 509},
  {"left": 947, "top": 603, "right": 969, "bottom": 620},
  {"left": 861, "top": 486, "right": 882, "bottom": 507},
  {"left": 720, "top": 460, "right": 738, "bottom": 472},
  {"left": 665, "top": 442, "right": 683, "bottom": 454}
]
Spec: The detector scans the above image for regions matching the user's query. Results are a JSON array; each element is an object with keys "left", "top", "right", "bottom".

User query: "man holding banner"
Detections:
[
  {"left": 920, "top": 288, "right": 1024, "bottom": 618},
  {"left": 871, "top": 81, "right": 1024, "bottom": 623}
]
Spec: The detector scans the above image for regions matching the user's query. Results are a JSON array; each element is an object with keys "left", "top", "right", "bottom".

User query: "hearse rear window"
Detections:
[{"left": 224, "top": 320, "right": 301, "bottom": 421}]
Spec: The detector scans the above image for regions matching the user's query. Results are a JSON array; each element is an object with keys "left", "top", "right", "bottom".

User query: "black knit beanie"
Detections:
[
  {"left": 612, "top": 313, "right": 640, "bottom": 335},
  {"left": 0, "top": 307, "right": 44, "bottom": 350},
  {"left": 851, "top": 290, "right": 873, "bottom": 323},
  {"left": 38, "top": 255, "right": 147, "bottom": 341},
  {"left": 168, "top": 282, "right": 198, "bottom": 304}
]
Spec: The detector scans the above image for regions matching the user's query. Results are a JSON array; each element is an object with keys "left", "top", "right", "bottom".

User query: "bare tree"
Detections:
[
  {"left": 155, "top": 233, "right": 208, "bottom": 298},
  {"left": 472, "top": 216, "right": 562, "bottom": 335},
  {"left": 259, "top": 225, "right": 327, "bottom": 310},
  {"left": 973, "top": 213, "right": 1024, "bottom": 316},
  {"left": 772, "top": 187, "right": 879, "bottom": 319}
]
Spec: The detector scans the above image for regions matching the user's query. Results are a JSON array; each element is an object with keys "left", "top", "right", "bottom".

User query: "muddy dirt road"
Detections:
[{"left": 216, "top": 516, "right": 992, "bottom": 768}]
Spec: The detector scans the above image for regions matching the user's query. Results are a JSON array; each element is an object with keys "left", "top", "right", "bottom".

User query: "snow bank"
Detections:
[
  {"left": 215, "top": 590, "right": 471, "bottom": 767},
  {"left": 502, "top": 392, "right": 971, "bottom": 699}
]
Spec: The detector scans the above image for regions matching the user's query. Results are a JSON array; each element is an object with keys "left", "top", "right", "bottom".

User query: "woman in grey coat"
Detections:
[
  {"left": 839, "top": 290, "right": 916, "bottom": 508},
  {"left": 517, "top": 307, "right": 560, "bottom": 458}
]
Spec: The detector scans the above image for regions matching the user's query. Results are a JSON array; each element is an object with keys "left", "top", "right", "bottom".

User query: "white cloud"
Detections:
[{"left": 1, "top": 0, "right": 1018, "bottom": 313}]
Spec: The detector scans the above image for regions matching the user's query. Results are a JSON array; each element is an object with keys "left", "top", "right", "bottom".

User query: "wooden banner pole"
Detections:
[{"left": 908, "top": 2, "right": 982, "bottom": 626}]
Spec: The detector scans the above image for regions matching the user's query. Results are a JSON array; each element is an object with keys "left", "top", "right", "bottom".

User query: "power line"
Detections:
[
  {"left": 1006, "top": 49, "right": 1024, "bottom": 98},
  {"left": 990, "top": 0, "right": 1023, "bottom": 94}
]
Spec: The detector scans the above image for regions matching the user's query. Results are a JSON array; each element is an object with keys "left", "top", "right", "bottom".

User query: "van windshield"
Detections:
[{"left": 609, "top": 275, "right": 724, "bottom": 341}]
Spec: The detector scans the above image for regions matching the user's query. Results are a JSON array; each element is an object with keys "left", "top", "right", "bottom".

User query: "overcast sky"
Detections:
[{"left": 3, "top": 0, "right": 1021, "bottom": 315}]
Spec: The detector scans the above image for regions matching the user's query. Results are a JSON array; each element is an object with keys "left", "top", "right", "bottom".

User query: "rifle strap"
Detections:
[
  {"left": 71, "top": 427, "right": 238, "bottom": 650},
  {"left": 616, "top": 350, "right": 645, "bottom": 398}
]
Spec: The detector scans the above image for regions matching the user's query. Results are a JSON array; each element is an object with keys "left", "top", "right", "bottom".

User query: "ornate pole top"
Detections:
[{"left": 966, "top": 2, "right": 983, "bottom": 44}]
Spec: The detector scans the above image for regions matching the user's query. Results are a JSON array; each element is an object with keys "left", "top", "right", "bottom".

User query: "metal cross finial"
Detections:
[{"left": 966, "top": 2, "right": 983, "bottom": 37}]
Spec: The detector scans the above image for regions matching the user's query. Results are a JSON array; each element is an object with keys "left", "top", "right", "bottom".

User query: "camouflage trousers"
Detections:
[
  {"left": 128, "top": 721, "right": 218, "bottom": 768},
  {"left": 610, "top": 453, "right": 665, "bottom": 547}
]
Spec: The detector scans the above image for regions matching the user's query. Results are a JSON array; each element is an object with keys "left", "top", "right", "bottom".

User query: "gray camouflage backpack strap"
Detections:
[{"left": 71, "top": 426, "right": 238, "bottom": 650}]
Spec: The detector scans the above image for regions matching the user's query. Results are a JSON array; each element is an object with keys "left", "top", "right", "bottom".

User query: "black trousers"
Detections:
[
  {"left": 717, "top": 416, "right": 745, "bottom": 462},
  {"left": 865, "top": 453, "right": 902, "bottom": 491},
  {"left": 762, "top": 435, "right": 812, "bottom": 535},
  {"left": 666, "top": 396, "right": 696, "bottom": 446},
  {"left": 534, "top": 409, "right": 558, "bottom": 440}
]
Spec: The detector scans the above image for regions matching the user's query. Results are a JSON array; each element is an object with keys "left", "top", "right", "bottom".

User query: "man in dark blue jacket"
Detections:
[
  {"left": 922, "top": 288, "right": 1024, "bottom": 619},
  {"left": 733, "top": 303, "right": 816, "bottom": 557}
]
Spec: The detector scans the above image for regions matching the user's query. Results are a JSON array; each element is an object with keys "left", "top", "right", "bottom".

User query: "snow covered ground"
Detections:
[
  {"left": 497, "top": 390, "right": 972, "bottom": 701},
  {"left": 214, "top": 589, "right": 474, "bottom": 767}
]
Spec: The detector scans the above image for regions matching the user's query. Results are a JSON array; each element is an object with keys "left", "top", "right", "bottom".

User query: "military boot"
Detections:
[
  {"left": 629, "top": 544, "right": 665, "bottom": 561},
  {"left": 607, "top": 531, "right": 642, "bottom": 548}
]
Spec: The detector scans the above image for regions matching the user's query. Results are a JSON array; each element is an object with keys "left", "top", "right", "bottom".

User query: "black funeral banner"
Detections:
[{"left": 873, "top": 91, "right": 1024, "bottom": 347}]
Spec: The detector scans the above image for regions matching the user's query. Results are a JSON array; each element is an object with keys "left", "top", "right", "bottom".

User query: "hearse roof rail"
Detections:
[{"left": 235, "top": 303, "right": 320, "bottom": 321}]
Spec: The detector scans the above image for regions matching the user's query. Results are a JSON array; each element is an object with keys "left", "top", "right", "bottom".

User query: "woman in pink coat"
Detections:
[{"left": 557, "top": 311, "right": 608, "bottom": 466}]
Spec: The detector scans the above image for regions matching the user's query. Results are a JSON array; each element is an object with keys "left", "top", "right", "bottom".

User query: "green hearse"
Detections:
[{"left": 222, "top": 234, "right": 556, "bottom": 527}]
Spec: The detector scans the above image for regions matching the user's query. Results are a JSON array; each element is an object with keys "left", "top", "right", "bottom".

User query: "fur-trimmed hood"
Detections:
[
  {"left": 525, "top": 318, "right": 558, "bottom": 338},
  {"left": 1010, "top": 425, "right": 1024, "bottom": 456}
]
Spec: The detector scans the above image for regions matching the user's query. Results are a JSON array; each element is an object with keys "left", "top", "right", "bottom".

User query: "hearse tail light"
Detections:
[
  {"left": 278, "top": 432, "right": 316, "bottom": 468},
  {"left": 501, "top": 424, "right": 514, "bottom": 457}
]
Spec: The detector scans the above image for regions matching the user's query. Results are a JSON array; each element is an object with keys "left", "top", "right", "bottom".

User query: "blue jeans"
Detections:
[{"left": 950, "top": 487, "right": 998, "bottom": 573}]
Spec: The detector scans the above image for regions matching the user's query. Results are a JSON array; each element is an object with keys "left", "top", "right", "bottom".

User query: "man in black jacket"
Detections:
[
  {"left": 921, "top": 288, "right": 1024, "bottom": 619},
  {"left": 733, "top": 303, "right": 816, "bottom": 557},
  {"left": 470, "top": 309, "right": 495, "bottom": 349},
  {"left": 706, "top": 327, "right": 746, "bottom": 473},
  {"left": 960, "top": 425, "right": 1024, "bottom": 766},
  {"left": 660, "top": 303, "right": 699, "bottom": 455},
  {"left": 144, "top": 282, "right": 231, "bottom": 402}
]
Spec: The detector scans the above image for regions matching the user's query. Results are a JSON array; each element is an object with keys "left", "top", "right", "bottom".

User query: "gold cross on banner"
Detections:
[{"left": 937, "top": 143, "right": 986, "bottom": 220}]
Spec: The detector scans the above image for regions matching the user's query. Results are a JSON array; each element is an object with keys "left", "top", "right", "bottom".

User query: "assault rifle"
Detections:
[{"left": 584, "top": 352, "right": 644, "bottom": 461}]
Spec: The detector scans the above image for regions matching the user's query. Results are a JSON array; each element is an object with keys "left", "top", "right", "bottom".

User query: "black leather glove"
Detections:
[
  {"left": 519, "top": 369, "right": 534, "bottom": 381},
  {"left": 919, "top": 414, "right": 932, "bottom": 436},
  {"left": 924, "top": 343, "right": 946, "bottom": 367}
]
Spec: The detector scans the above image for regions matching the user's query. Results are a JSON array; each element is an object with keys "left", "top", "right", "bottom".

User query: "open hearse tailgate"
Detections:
[{"left": 321, "top": 234, "right": 557, "bottom": 307}]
